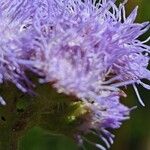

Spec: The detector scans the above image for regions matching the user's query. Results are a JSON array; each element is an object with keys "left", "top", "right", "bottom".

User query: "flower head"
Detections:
[
  {"left": 29, "top": 0, "right": 150, "bottom": 147},
  {"left": 0, "top": 0, "right": 150, "bottom": 149}
]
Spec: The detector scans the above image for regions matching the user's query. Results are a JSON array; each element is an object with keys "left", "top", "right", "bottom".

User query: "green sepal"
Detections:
[{"left": 0, "top": 77, "right": 88, "bottom": 150}]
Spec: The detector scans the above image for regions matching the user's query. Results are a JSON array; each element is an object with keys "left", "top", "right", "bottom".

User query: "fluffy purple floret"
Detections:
[
  {"left": 0, "top": 0, "right": 37, "bottom": 92},
  {"left": 0, "top": 0, "right": 150, "bottom": 149},
  {"left": 30, "top": 0, "right": 150, "bottom": 104}
]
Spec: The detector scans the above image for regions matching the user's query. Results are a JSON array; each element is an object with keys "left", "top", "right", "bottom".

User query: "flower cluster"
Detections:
[{"left": 0, "top": 0, "right": 149, "bottom": 149}]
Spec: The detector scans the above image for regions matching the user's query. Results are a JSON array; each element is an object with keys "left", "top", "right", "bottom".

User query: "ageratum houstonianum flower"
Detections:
[
  {"left": 0, "top": 0, "right": 150, "bottom": 149},
  {"left": 0, "top": 0, "right": 37, "bottom": 100}
]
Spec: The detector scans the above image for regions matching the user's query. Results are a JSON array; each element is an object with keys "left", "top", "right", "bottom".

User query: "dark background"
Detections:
[{"left": 19, "top": 0, "right": 150, "bottom": 150}]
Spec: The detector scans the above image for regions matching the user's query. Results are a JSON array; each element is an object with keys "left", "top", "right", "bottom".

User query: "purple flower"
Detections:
[
  {"left": 30, "top": 0, "right": 149, "bottom": 148},
  {"left": 0, "top": 0, "right": 37, "bottom": 94},
  {"left": 31, "top": 0, "right": 150, "bottom": 103},
  {"left": 0, "top": 0, "right": 150, "bottom": 149}
]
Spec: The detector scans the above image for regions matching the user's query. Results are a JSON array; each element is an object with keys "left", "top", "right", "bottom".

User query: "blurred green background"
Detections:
[{"left": 19, "top": 0, "right": 150, "bottom": 150}]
